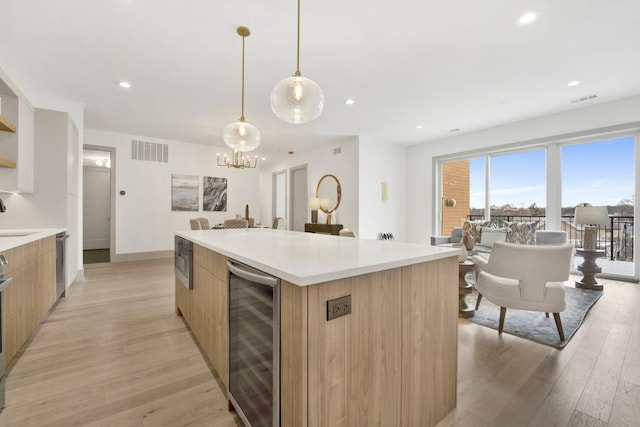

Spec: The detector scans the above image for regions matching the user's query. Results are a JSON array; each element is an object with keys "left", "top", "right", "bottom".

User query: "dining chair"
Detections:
[
  {"left": 339, "top": 229, "right": 357, "bottom": 238},
  {"left": 197, "top": 218, "right": 210, "bottom": 229},
  {"left": 223, "top": 219, "right": 249, "bottom": 229}
]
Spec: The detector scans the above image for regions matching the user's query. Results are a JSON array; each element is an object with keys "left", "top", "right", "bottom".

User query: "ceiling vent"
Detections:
[
  {"left": 131, "top": 140, "right": 169, "bottom": 163},
  {"left": 569, "top": 94, "right": 598, "bottom": 104}
]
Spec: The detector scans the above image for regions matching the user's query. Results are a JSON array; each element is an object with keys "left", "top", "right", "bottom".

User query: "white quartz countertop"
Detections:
[
  {"left": 0, "top": 228, "right": 67, "bottom": 252},
  {"left": 176, "top": 228, "right": 459, "bottom": 286}
]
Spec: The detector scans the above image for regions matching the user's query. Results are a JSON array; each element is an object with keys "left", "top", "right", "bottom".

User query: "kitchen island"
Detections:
[{"left": 175, "top": 228, "right": 459, "bottom": 427}]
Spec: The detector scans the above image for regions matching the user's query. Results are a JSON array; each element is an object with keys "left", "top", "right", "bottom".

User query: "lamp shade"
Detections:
[
  {"left": 223, "top": 120, "right": 261, "bottom": 152},
  {"left": 320, "top": 198, "right": 330, "bottom": 210},
  {"left": 309, "top": 197, "right": 320, "bottom": 210},
  {"left": 574, "top": 206, "right": 608, "bottom": 225},
  {"left": 270, "top": 75, "right": 324, "bottom": 124}
]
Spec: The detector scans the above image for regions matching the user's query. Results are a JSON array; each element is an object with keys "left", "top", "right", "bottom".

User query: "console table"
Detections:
[
  {"left": 304, "top": 223, "right": 343, "bottom": 235},
  {"left": 575, "top": 248, "right": 605, "bottom": 291}
]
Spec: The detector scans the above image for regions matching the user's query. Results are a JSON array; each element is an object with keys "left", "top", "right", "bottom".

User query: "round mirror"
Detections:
[{"left": 315, "top": 174, "right": 342, "bottom": 214}]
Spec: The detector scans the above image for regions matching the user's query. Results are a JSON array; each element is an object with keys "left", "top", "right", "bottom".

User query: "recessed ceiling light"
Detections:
[
  {"left": 567, "top": 80, "right": 581, "bottom": 87},
  {"left": 344, "top": 98, "right": 355, "bottom": 105},
  {"left": 449, "top": 128, "right": 461, "bottom": 133},
  {"left": 517, "top": 11, "right": 539, "bottom": 25},
  {"left": 118, "top": 81, "right": 131, "bottom": 89},
  {"left": 261, "top": 157, "right": 266, "bottom": 161},
  {"left": 416, "top": 125, "right": 423, "bottom": 129}
]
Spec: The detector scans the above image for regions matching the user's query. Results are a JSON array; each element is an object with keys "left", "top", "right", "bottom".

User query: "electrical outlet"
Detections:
[{"left": 327, "top": 295, "right": 351, "bottom": 321}]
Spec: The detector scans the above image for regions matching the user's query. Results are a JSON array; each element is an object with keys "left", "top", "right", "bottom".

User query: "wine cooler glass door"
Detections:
[{"left": 227, "top": 260, "right": 280, "bottom": 427}]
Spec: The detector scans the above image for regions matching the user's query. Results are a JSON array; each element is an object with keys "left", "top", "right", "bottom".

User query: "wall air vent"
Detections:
[
  {"left": 569, "top": 94, "right": 598, "bottom": 104},
  {"left": 131, "top": 140, "right": 169, "bottom": 163}
]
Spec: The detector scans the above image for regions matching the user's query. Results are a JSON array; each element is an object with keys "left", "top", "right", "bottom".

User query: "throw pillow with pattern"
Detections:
[{"left": 503, "top": 221, "right": 539, "bottom": 245}]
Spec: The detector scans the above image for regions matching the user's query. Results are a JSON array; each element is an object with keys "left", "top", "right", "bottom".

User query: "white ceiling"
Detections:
[{"left": 2, "top": 0, "right": 640, "bottom": 157}]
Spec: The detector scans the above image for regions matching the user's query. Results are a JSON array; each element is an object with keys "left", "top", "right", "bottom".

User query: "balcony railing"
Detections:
[{"left": 467, "top": 214, "right": 634, "bottom": 261}]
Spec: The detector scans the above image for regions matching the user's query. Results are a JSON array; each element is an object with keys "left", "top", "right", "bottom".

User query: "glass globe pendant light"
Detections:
[
  {"left": 271, "top": 0, "right": 324, "bottom": 124},
  {"left": 223, "top": 26, "right": 261, "bottom": 152}
]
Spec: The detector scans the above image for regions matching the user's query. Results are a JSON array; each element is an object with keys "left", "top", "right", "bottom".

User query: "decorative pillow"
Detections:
[
  {"left": 479, "top": 227, "right": 506, "bottom": 248},
  {"left": 503, "top": 221, "right": 539, "bottom": 245},
  {"left": 461, "top": 219, "right": 490, "bottom": 243}
]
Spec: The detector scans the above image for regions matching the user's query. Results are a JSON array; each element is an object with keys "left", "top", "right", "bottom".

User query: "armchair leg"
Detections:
[
  {"left": 498, "top": 307, "right": 506, "bottom": 334},
  {"left": 553, "top": 313, "right": 565, "bottom": 341},
  {"left": 475, "top": 293, "right": 483, "bottom": 310}
]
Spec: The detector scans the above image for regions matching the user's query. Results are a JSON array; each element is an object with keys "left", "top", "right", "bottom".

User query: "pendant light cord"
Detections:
[
  {"left": 295, "top": 0, "right": 301, "bottom": 76},
  {"left": 240, "top": 32, "right": 246, "bottom": 121}
]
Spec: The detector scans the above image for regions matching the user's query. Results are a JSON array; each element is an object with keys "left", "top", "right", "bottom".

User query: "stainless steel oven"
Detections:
[
  {"left": 0, "top": 254, "right": 13, "bottom": 412},
  {"left": 174, "top": 236, "right": 193, "bottom": 290}
]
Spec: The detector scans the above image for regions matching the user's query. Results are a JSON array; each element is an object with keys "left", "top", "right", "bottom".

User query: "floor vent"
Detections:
[
  {"left": 131, "top": 140, "right": 169, "bottom": 163},
  {"left": 569, "top": 94, "right": 598, "bottom": 104}
]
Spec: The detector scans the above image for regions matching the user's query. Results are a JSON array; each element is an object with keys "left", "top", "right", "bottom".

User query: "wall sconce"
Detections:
[
  {"left": 309, "top": 197, "right": 320, "bottom": 223},
  {"left": 441, "top": 197, "right": 457, "bottom": 234}
]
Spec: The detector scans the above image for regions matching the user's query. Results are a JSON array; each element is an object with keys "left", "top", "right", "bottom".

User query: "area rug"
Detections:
[{"left": 465, "top": 286, "right": 602, "bottom": 349}]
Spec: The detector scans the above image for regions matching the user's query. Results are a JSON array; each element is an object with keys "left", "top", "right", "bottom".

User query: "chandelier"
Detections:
[
  {"left": 223, "top": 26, "right": 261, "bottom": 152},
  {"left": 270, "top": 0, "right": 324, "bottom": 124},
  {"left": 217, "top": 151, "right": 258, "bottom": 169}
]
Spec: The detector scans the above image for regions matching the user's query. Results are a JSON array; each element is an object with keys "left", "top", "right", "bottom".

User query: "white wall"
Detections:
[
  {"left": 259, "top": 137, "right": 360, "bottom": 234},
  {"left": 358, "top": 136, "right": 406, "bottom": 240},
  {"left": 84, "top": 129, "right": 262, "bottom": 255},
  {"left": 405, "top": 95, "right": 640, "bottom": 244}
]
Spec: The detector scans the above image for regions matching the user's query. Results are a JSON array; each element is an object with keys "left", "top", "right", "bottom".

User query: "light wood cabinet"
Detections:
[
  {"left": 175, "top": 244, "right": 228, "bottom": 388},
  {"left": 1, "top": 236, "right": 56, "bottom": 367},
  {"left": 176, "top": 242, "right": 458, "bottom": 427},
  {"left": 281, "top": 257, "right": 458, "bottom": 427}
]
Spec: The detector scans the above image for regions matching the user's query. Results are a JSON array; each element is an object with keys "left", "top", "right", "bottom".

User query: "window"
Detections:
[{"left": 437, "top": 132, "right": 637, "bottom": 281}]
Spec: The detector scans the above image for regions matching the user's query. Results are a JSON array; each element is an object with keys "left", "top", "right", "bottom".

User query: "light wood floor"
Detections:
[
  {"left": 0, "top": 259, "right": 638, "bottom": 427},
  {"left": 0, "top": 259, "right": 243, "bottom": 427}
]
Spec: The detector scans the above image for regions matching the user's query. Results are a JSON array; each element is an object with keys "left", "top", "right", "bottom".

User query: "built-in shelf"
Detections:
[
  {"left": 0, "top": 114, "right": 17, "bottom": 133},
  {"left": 0, "top": 156, "right": 16, "bottom": 168}
]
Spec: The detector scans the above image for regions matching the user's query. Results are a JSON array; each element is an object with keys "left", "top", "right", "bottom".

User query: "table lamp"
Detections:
[
  {"left": 574, "top": 205, "right": 608, "bottom": 251},
  {"left": 309, "top": 197, "right": 320, "bottom": 223}
]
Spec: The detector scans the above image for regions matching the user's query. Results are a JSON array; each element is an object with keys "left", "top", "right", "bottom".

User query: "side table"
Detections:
[
  {"left": 458, "top": 261, "right": 475, "bottom": 318},
  {"left": 575, "top": 248, "right": 605, "bottom": 291}
]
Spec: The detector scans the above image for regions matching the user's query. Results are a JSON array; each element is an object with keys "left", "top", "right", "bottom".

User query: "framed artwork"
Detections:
[
  {"left": 171, "top": 174, "right": 199, "bottom": 211},
  {"left": 203, "top": 176, "right": 227, "bottom": 211}
]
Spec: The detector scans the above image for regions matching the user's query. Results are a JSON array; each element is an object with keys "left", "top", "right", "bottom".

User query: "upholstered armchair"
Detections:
[
  {"left": 535, "top": 230, "right": 567, "bottom": 245},
  {"left": 471, "top": 241, "right": 574, "bottom": 340}
]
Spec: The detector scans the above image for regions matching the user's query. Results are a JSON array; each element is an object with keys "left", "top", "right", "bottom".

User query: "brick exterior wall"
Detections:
[{"left": 442, "top": 160, "right": 470, "bottom": 235}]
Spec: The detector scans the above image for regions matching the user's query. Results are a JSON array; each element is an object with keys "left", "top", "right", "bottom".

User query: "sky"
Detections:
[{"left": 469, "top": 136, "right": 635, "bottom": 209}]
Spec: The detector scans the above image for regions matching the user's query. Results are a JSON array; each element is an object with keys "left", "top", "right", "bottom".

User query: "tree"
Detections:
[
  {"left": 528, "top": 202, "right": 541, "bottom": 216},
  {"left": 619, "top": 195, "right": 634, "bottom": 205}
]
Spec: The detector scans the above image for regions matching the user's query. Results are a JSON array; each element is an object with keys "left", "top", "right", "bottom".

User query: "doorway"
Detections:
[
  {"left": 82, "top": 146, "right": 115, "bottom": 264},
  {"left": 290, "top": 165, "right": 308, "bottom": 232}
]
